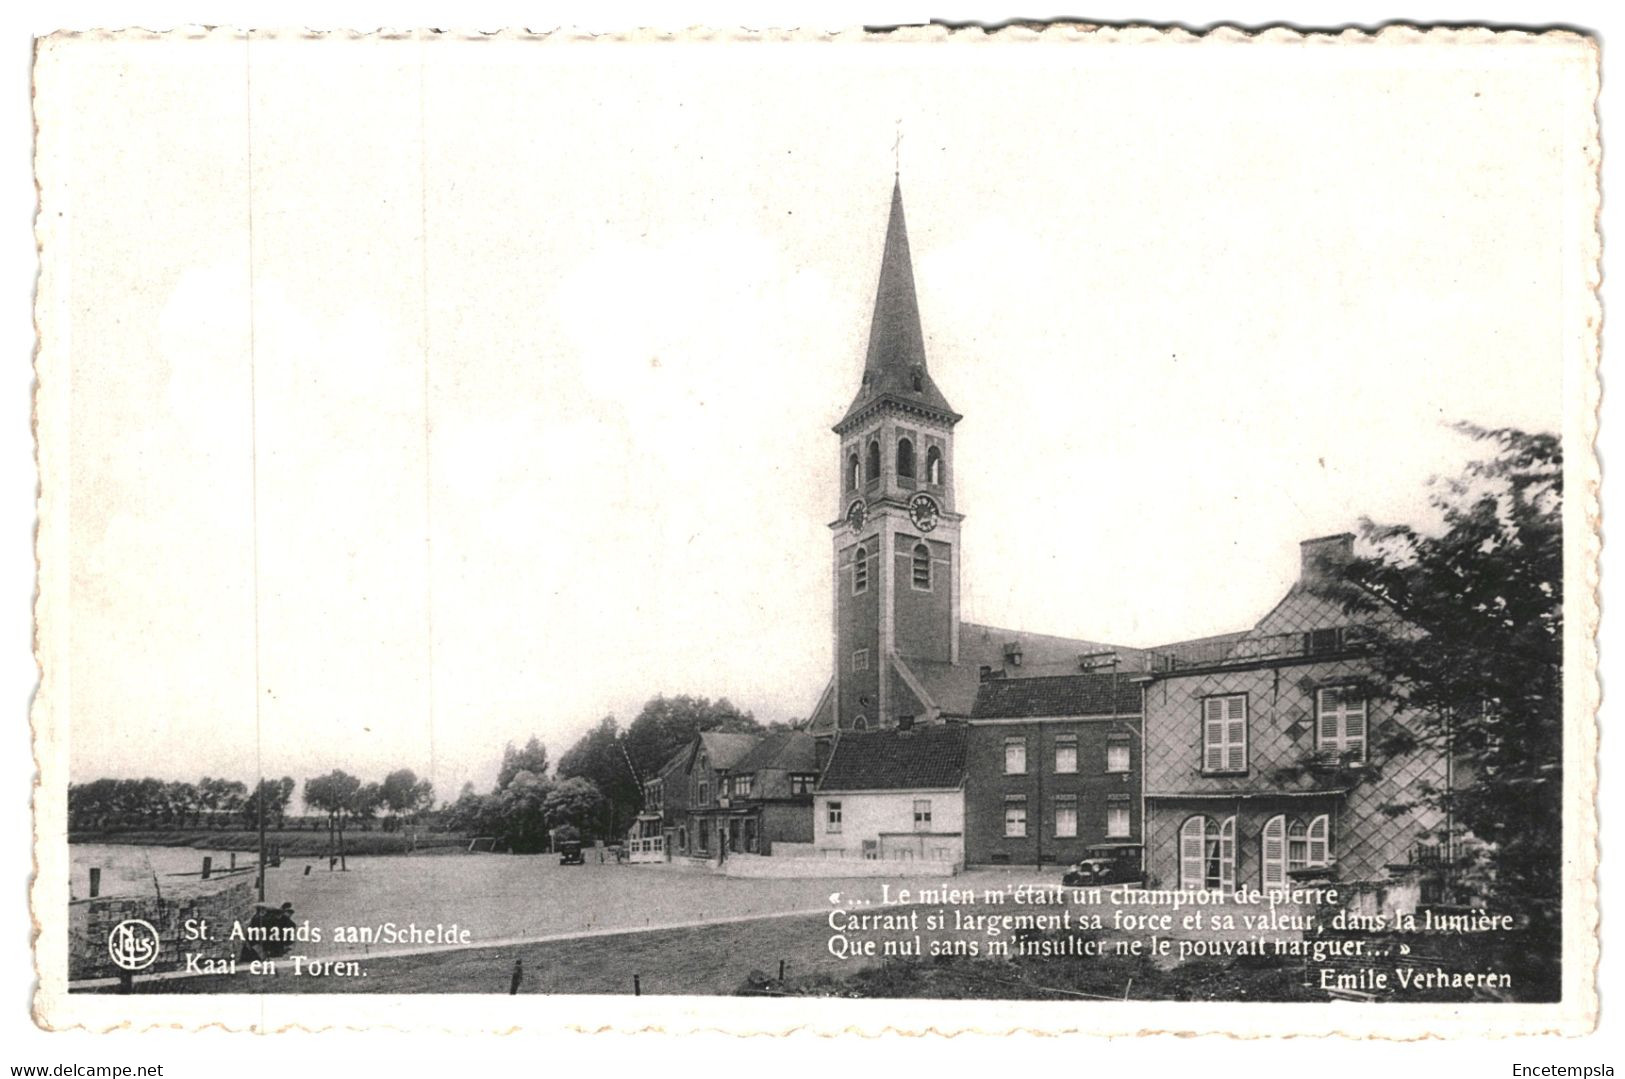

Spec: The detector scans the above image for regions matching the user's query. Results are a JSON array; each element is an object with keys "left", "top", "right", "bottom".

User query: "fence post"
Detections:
[
  {"left": 633, "top": 974, "right": 641, "bottom": 996},
  {"left": 201, "top": 856, "right": 212, "bottom": 881},
  {"left": 88, "top": 867, "right": 101, "bottom": 898}
]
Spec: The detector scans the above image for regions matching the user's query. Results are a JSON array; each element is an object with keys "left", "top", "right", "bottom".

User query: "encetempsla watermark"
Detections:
[{"left": 1511, "top": 1068, "right": 1614, "bottom": 1077}]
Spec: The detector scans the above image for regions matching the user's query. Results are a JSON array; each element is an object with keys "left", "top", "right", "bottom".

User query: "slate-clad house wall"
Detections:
[
  {"left": 1142, "top": 535, "right": 1448, "bottom": 895},
  {"left": 966, "top": 674, "right": 1145, "bottom": 867}
]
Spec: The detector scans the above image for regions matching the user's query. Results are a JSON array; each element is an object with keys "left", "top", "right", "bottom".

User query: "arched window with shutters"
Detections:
[
  {"left": 926, "top": 446, "right": 943, "bottom": 486},
  {"left": 911, "top": 543, "right": 931, "bottom": 590},
  {"left": 853, "top": 546, "right": 868, "bottom": 595},
  {"left": 865, "top": 440, "right": 881, "bottom": 485},
  {"left": 897, "top": 438, "right": 916, "bottom": 479},
  {"left": 847, "top": 453, "right": 860, "bottom": 492},
  {"left": 1180, "top": 815, "right": 1235, "bottom": 892},
  {"left": 1307, "top": 814, "right": 1330, "bottom": 866},
  {"left": 1262, "top": 815, "right": 1287, "bottom": 889},
  {"left": 1287, "top": 818, "right": 1310, "bottom": 872}
]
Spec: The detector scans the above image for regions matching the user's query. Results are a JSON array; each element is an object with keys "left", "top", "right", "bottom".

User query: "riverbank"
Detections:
[{"left": 69, "top": 829, "right": 470, "bottom": 858}]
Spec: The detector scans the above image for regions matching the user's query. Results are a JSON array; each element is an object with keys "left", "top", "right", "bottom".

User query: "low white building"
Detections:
[{"left": 812, "top": 724, "right": 967, "bottom": 866}]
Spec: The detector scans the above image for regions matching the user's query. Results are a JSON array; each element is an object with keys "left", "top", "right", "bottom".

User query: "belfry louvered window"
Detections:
[
  {"left": 912, "top": 543, "right": 931, "bottom": 590},
  {"left": 1202, "top": 695, "right": 1248, "bottom": 773},
  {"left": 853, "top": 546, "right": 868, "bottom": 594}
]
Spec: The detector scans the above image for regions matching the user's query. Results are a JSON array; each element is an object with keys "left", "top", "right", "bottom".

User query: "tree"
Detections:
[
  {"left": 1327, "top": 425, "right": 1562, "bottom": 923},
  {"left": 241, "top": 777, "right": 295, "bottom": 830},
  {"left": 542, "top": 776, "right": 605, "bottom": 835},
  {"left": 303, "top": 770, "right": 364, "bottom": 867},
  {"left": 497, "top": 737, "right": 551, "bottom": 790},
  {"left": 621, "top": 695, "right": 759, "bottom": 782},
  {"left": 379, "top": 769, "right": 435, "bottom": 831},
  {"left": 556, "top": 716, "right": 640, "bottom": 839}
]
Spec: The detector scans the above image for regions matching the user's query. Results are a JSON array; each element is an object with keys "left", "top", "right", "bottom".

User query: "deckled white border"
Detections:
[{"left": 30, "top": 22, "right": 1602, "bottom": 1037}]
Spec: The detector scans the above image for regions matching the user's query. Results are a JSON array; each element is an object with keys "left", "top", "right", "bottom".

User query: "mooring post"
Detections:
[
  {"left": 230, "top": 852, "right": 237, "bottom": 870},
  {"left": 634, "top": 974, "right": 641, "bottom": 996},
  {"left": 88, "top": 867, "right": 101, "bottom": 898},
  {"left": 510, "top": 959, "right": 523, "bottom": 995},
  {"left": 778, "top": 958, "right": 785, "bottom": 981},
  {"left": 201, "top": 856, "right": 212, "bottom": 881}
]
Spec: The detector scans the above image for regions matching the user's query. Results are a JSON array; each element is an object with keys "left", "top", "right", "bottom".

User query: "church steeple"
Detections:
[{"left": 836, "top": 180, "right": 961, "bottom": 433}]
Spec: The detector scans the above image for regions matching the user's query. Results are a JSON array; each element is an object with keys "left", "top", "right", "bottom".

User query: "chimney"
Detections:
[{"left": 1299, "top": 533, "right": 1355, "bottom": 584}]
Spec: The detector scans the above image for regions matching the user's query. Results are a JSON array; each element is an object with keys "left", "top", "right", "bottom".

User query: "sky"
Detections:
[{"left": 40, "top": 33, "right": 1582, "bottom": 798}]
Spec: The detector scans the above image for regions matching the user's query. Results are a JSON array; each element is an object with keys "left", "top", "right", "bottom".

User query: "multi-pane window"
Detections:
[
  {"left": 1106, "top": 796, "right": 1130, "bottom": 839},
  {"left": 852, "top": 648, "right": 869, "bottom": 672},
  {"left": 912, "top": 544, "right": 932, "bottom": 590},
  {"left": 1317, "top": 687, "right": 1368, "bottom": 763},
  {"left": 853, "top": 547, "right": 868, "bottom": 594},
  {"left": 1262, "top": 814, "right": 1331, "bottom": 889},
  {"left": 698, "top": 779, "right": 709, "bottom": 805},
  {"left": 1004, "top": 795, "right": 1027, "bottom": 837},
  {"left": 826, "top": 801, "right": 843, "bottom": 834},
  {"left": 1180, "top": 815, "right": 1235, "bottom": 892},
  {"left": 913, "top": 799, "right": 932, "bottom": 831},
  {"left": 1106, "top": 736, "right": 1131, "bottom": 773},
  {"left": 789, "top": 773, "right": 815, "bottom": 796},
  {"left": 1202, "top": 695, "right": 1248, "bottom": 773},
  {"left": 734, "top": 775, "right": 753, "bottom": 798},
  {"left": 1004, "top": 736, "right": 1027, "bottom": 775},
  {"left": 1054, "top": 734, "right": 1078, "bottom": 774},
  {"left": 1053, "top": 795, "right": 1077, "bottom": 838}
]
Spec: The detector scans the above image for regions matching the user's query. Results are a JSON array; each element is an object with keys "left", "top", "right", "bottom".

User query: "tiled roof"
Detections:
[
  {"left": 817, "top": 724, "right": 967, "bottom": 792},
  {"left": 693, "top": 732, "right": 760, "bottom": 772},
  {"left": 971, "top": 673, "right": 1144, "bottom": 719},
  {"left": 732, "top": 730, "right": 817, "bottom": 773},
  {"left": 836, "top": 180, "right": 959, "bottom": 430}
]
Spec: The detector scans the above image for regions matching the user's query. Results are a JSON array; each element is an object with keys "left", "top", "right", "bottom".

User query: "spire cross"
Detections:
[{"left": 893, "top": 120, "right": 902, "bottom": 177}]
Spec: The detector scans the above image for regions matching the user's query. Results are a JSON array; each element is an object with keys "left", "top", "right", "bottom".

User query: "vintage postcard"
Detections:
[{"left": 31, "top": 25, "right": 1599, "bottom": 1036}]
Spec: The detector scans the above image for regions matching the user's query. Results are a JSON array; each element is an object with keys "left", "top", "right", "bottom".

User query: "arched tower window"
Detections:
[
  {"left": 853, "top": 546, "right": 868, "bottom": 594},
  {"left": 896, "top": 438, "right": 915, "bottom": 479},
  {"left": 926, "top": 446, "right": 943, "bottom": 486},
  {"left": 847, "top": 453, "right": 860, "bottom": 492},
  {"left": 852, "top": 715, "right": 868, "bottom": 731},
  {"left": 912, "top": 543, "right": 931, "bottom": 590},
  {"left": 865, "top": 440, "right": 881, "bottom": 485}
]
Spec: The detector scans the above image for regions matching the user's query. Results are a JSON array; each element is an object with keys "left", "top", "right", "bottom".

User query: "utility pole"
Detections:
[{"left": 256, "top": 778, "right": 267, "bottom": 902}]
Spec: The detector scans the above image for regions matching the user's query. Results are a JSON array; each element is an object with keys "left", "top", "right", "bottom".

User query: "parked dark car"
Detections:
[
  {"left": 1061, "top": 844, "right": 1143, "bottom": 886},
  {"left": 558, "top": 840, "right": 584, "bottom": 865}
]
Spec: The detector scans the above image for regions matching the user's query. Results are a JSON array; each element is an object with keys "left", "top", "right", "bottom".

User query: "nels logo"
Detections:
[{"left": 107, "top": 918, "right": 161, "bottom": 972}]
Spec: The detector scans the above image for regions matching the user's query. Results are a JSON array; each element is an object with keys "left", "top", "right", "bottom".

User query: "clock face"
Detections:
[
  {"left": 845, "top": 499, "right": 867, "bottom": 531},
  {"left": 908, "top": 493, "right": 940, "bottom": 533}
]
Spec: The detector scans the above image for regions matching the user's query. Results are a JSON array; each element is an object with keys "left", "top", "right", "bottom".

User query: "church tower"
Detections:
[{"left": 829, "top": 179, "right": 962, "bottom": 731}]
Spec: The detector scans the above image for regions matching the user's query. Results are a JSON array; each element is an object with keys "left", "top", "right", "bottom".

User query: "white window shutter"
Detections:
[
  {"left": 1308, "top": 814, "right": 1330, "bottom": 865},
  {"left": 1219, "top": 816, "right": 1236, "bottom": 893},
  {"left": 1180, "top": 817, "right": 1206, "bottom": 890},
  {"left": 1203, "top": 699, "right": 1224, "bottom": 771},
  {"left": 1345, "top": 698, "right": 1367, "bottom": 761},
  {"left": 1318, "top": 688, "right": 1340, "bottom": 745},
  {"left": 1261, "top": 815, "right": 1286, "bottom": 890},
  {"left": 1225, "top": 696, "right": 1246, "bottom": 773}
]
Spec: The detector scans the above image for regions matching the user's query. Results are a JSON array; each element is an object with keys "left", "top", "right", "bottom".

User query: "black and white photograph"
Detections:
[{"left": 27, "top": 24, "right": 1598, "bottom": 1042}]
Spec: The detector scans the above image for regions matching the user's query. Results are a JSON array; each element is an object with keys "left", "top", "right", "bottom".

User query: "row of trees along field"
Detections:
[
  {"left": 442, "top": 695, "right": 798, "bottom": 852},
  {"left": 68, "top": 769, "right": 435, "bottom": 835}
]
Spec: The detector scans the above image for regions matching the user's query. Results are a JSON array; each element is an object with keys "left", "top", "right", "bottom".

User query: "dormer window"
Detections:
[
  {"left": 911, "top": 368, "right": 924, "bottom": 392},
  {"left": 896, "top": 438, "right": 915, "bottom": 479},
  {"left": 926, "top": 446, "right": 943, "bottom": 486}
]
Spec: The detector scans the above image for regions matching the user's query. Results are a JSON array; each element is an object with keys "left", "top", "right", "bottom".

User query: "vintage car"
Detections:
[
  {"left": 1061, "top": 844, "right": 1144, "bottom": 887},
  {"left": 557, "top": 840, "right": 584, "bottom": 866}
]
